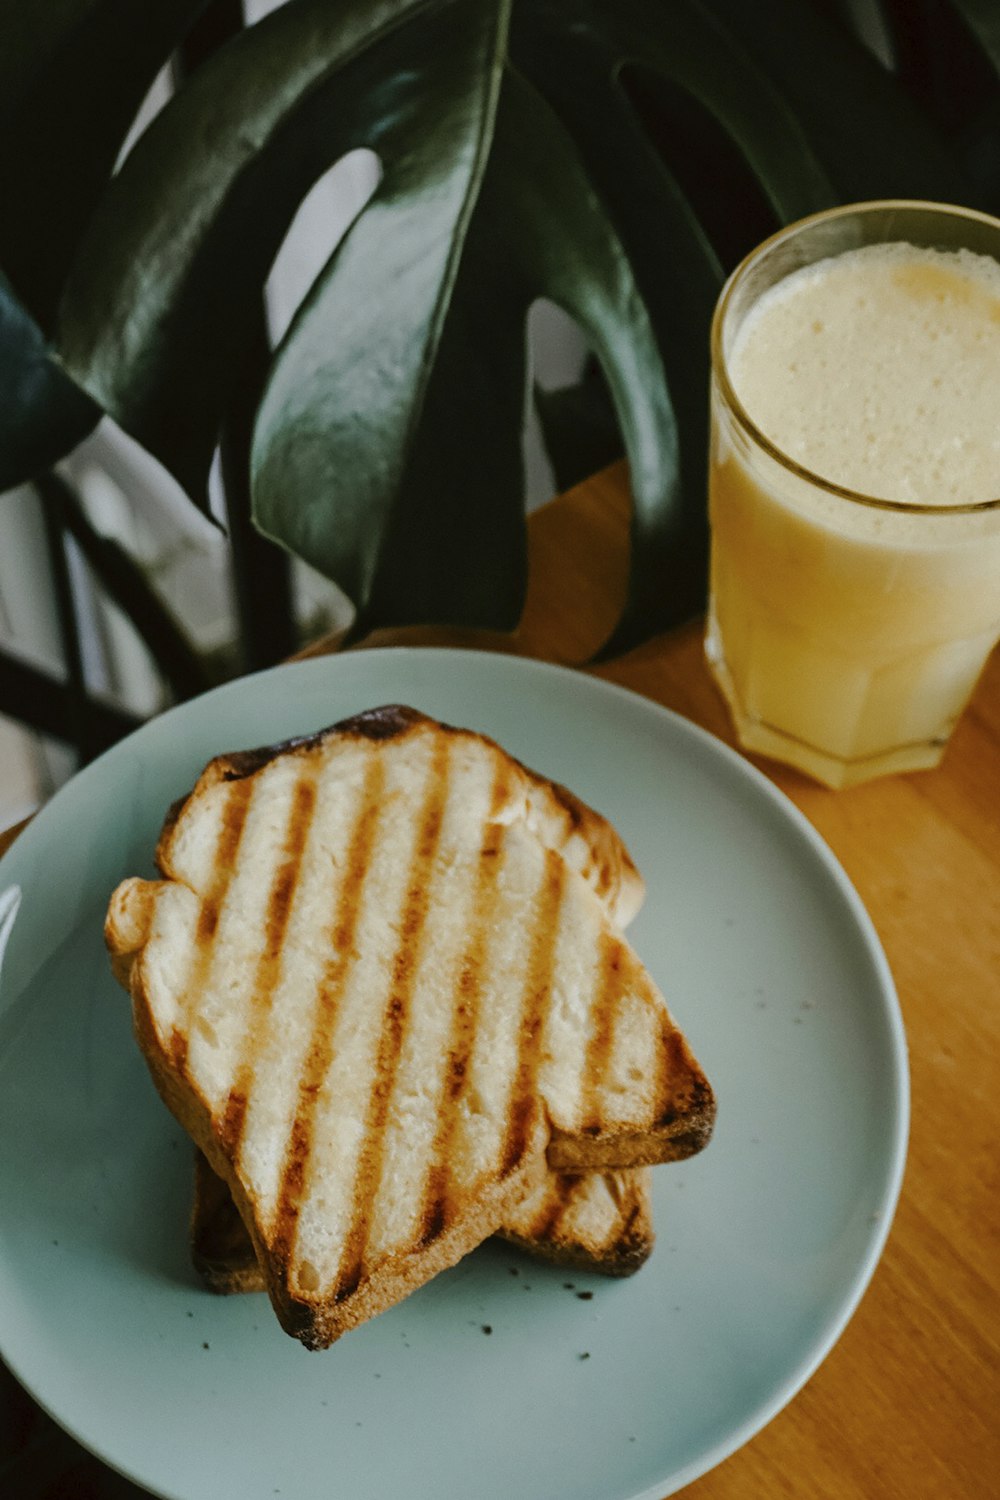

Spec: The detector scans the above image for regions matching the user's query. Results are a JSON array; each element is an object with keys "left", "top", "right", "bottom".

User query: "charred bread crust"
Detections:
[
  {"left": 191, "top": 1152, "right": 657, "bottom": 1293},
  {"left": 546, "top": 1020, "right": 716, "bottom": 1171},
  {"left": 498, "top": 1200, "right": 655, "bottom": 1278},
  {"left": 270, "top": 1154, "right": 547, "bottom": 1350},
  {"left": 191, "top": 1150, "right": 263, "bottom": 1294},
  {"left": 216, "top": 706, "right": 428, "bottom": 780},
  {"left": 545, "top": 1112, "right": 715, "bottom": 1172},
  {"left": 152, "top": 705, "right": 644, "bottom": 924},
  {"left": 152, "top": 709, "right": 425, "bottom": 868}
]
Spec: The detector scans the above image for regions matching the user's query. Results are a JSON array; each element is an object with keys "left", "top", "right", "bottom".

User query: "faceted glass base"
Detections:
[{"left": 704, "top": 630, "right": 948, "bottom": 790}]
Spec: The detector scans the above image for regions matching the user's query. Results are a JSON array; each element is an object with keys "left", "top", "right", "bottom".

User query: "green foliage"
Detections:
[{"left": 0, "top": 0, "right": 996, "bottom": 652}]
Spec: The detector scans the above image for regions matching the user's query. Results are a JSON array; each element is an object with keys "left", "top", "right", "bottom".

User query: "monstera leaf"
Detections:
[
  {"left": 0, "top": 0, "right": 210, "bottom": 331},
  {"left": 1, "top": 0, "right": 996, "bottom": 651},
  {"left": 0, "top": 0, "right": 211, "bottom": 487},
  {"left": 0, "top": 274, "right": 98, "bottom": 489}
]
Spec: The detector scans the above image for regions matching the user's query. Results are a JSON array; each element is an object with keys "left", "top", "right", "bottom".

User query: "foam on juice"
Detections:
[{"left": 729, "top": 242, "right": 1000, "bottom": 508}]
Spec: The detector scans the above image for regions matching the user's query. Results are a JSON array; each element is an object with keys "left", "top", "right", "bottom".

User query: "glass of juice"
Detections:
[{"left": 705, "top": 200, "right": 1000, "bottom": 789}]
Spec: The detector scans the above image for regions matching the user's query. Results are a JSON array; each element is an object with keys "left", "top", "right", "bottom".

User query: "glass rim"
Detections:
[{"left": 711, "top": 198, "right": 1000, "bottom": 517}]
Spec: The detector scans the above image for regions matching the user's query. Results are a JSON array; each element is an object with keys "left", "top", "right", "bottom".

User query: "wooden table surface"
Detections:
[{"left": 2, "top": 460, "right": 998, "bottom": 1498}]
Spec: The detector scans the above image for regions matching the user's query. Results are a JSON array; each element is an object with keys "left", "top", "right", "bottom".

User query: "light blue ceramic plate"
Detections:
[{"left": 0, "top": 649, "right": 907, "bottom": 1500}]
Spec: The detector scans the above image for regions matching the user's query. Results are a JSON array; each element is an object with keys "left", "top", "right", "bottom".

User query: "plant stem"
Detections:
[{"left": 179, "top": 0, "right": 297, "bottom": 672}]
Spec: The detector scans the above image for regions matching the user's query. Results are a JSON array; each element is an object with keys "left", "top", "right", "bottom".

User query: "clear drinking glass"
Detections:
[{"left": 705, "top": 200, "right": 1000, "bottom": 789}]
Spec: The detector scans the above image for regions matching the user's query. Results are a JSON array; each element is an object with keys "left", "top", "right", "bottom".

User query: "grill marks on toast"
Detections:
[
  {"left": 497, "top": 1169, "right": 655, "bottom": 1275},
  {"left": 193, "top": 778, "right": 254, "bottom": 946},
  {"left": 654, "top": 1023, "right": 708, "bottom": 1131},
  {"left": 218, "top": 773, "right": 319, "bottom": 1154},
  {"left": 488, "top": 764, "right": 513, "bottom": 821},
  {"left": 269, "top": 755, "right": 387, "bottom": 1273},
  {"left": 104, "top": 712, "right": 717, "bottom": 1344},
  {"left": 501, "top": 852, "right": 567, "bottom": 1177},
  {"left": 580, "top": 931, "right": 628, "bottom": 1131},
  {"left": 418, "top": 793, "right": 507, "bottom": 1247},
  {"left": 173, "top": 777, "right": 254, "bottom": 1067},
  {"left": 334, "top": 738, "right": 452, "bottom": 1299},
  {"left": 517, "top": 1174, "right": 571, "bottom": 1243}
]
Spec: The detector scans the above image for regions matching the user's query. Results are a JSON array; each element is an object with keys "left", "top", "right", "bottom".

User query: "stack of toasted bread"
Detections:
[{"left": 106, "top": 705, "right": 714, "bottom": 1349}]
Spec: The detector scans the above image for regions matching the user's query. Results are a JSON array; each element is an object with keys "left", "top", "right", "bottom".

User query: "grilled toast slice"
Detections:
[
  {"left": 187, "top": 708, "right": 658, "bottom": 1291},
  {"left": 106, "top": 706, "right": 713, "bottom": 1347},
  {"left": 497, "top": 1164, "right": 654, "bottom": 1275},
  {"left": 191, "top": 1150, "right": 654, "bottom": 1291}
]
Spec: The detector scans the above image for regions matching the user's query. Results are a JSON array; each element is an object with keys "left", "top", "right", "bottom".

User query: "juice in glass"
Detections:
[{"left": 706, "top": 201, "right": 1000, "bottom": 789}]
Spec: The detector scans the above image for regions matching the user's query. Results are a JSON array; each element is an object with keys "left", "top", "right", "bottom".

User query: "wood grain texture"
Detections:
[{"left": 2, "top": 460, "right": 998, "bottom": 1497}]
